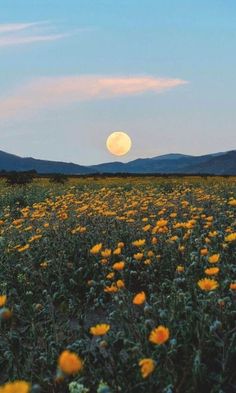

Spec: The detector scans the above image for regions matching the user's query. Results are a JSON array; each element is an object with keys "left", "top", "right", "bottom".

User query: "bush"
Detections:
[
  {"left": 5, "top": 171, "right": 36, "bottom": 186},
  {"left": 49, "top": 174, "right": 68, "bottom": 184}
]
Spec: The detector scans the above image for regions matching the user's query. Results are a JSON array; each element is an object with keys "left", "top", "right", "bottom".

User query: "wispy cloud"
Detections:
[
  {"left": 0, "top": 32, "right": 72, "bottom": 47},
  {"left": 0, "top": 22, "right": 44, "bottom": 34},
  {"left": 0, "top": 21, "right": 74, "bottom": 48},
  {"left": 0, "top": 75, "right": 187, "bottom": 121}
]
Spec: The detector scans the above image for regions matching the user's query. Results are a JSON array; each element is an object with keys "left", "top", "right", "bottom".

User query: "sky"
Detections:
[{"left": 0, "top": 0, "right": 235, "bottom": 165}]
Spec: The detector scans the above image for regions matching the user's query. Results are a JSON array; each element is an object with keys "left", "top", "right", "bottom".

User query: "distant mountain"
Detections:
[
  {"left": 0, "top": 150, "right": 92, "bottom": 174},
  {"left": 91, "top": 151, "right": 235, "bottom": 174},
  {"left": 151, "top": 153, "right": 192, "bottom": 160},
  {"left": 184, "top": 150, "right": 236, "bottom": 175},
  {"left": 0, "top": 149, "right": 235, "bottom": 175}
]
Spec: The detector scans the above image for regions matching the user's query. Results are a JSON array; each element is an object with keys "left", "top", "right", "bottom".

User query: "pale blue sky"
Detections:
[{"left": 0, "top": 0, "right": 235, "bottom": 164}]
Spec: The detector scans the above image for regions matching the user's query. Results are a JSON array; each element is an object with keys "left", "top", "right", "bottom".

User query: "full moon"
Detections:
[{"left": 106, "top": 131, "right": 132, "bottom": 156}]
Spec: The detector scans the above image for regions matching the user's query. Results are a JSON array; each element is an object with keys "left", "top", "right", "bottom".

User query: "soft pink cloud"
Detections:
[{"left": 0, "top": 75, "right": 188, "bottom": 120}]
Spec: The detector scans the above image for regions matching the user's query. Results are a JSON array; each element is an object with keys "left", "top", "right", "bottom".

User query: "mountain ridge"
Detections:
[{"left": 0, "top": 149, "right": 235, "bottom": 175}]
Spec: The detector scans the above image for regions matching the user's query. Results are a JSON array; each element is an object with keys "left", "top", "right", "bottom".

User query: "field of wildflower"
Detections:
[{"left": 0, "top": 176, "right": 236, "bottom": 393}]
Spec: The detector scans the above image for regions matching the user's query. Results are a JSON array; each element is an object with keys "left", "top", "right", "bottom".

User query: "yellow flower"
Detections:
[
  {"left": 117, "top": 242, "right": 125, "bottom": 248},
  {"left": 206, "top": 216, "right": 213, "bottom": 222},
  {"left": 101, "top": 249, "right": 112, "bottom": 258},
  {"left": 100, "top": 258, "right": 108, "bottom": 265},
  {"left": 58, "top": 212, "right": 68, "bottom": 220},
  {"left": 71, "top": 226, "right": 86, "bottom": 234},
  {"left": 23, "top": 226, "right": 33, "bottom": 232},
  {"left": 116, "top": 279, "right": 125, "bottom": 288},
  {"left": 143, "top": 224, "right": 151, "bottom": 232},
  {"left": 0, "top": 380, "right": 31, "bottom": 393},
  {"left": 149, "top": 325, "right": 170, "bottom": 345},
  {"left": 225, "top": 233, "right": 236, "bottom": 242},
  {"left": 230, "top": 283, "right": 236, "bottom": 290},
  {"left": 90, "top": 243, "right": 102, "bottom": 254},
  {"left": 208, "top": 254, "right": 220, "bottom": 263},
  {"left": 112, "top": 261, "right": 125, "bottom": 271},
  {"left": 156, "top": 219, "right": 168, "bottom": 227},
  {"left": 106, "top": 272, "right": 115, "bottom": 279},
  {"left": 176, "top": 265, "right": 184, "bottom": 272},
  {"left": 197, "top": 278, "right": 219, "bottom": 291},
  {"left": 90, "top": 323, "right": 110, "bottom": 336},
  {"left": 147, "top": 250, "right": 154, "bottom": 257},
  {"left": 169, "top": 235, "right": 178, "bottom": 242},
  {"left": 228, "top": 199, "right": 236, "bottom": 206},
  {"left": 104, "top": 283, "right": 118, "bottom": 293},
  {"left": 139, "top": 358, "right": 155, "bottom": 378},
  {"left": 28, "top": 234, "right": 42, "bottom": 243},
  {"left": 133, "top": 253, "right": 143, "bottom": 261},
  {"left": 186, "top": 219, "right": 196, "bottom": 229},
  {"left": 58, "top": 350, "right": 83, "bottom": 375},
  {"left": 40, "top": 261, "right": 48, "bottom": 269},
  {"left": 200, "top": 248, "right": 208, "bottom": 256},
  {"left": 132, "top": 239, "right": 146, "bottom": 247},
  {"left": 17, "top": 244, "right": 30, "bottom": 253},
  {"left": 133, "top": 291, "right": 146, "bottom": 305},
  {"left": 209, "top": 231, "right": 218, "bottom": 237},
  {"left": 113, "top": 247, "right": 121, "bottom": 255},
  {"left": 12, "top": 219, "right": 24, "bottom": 226},
  {"left": 0, "top": 295, "right": 7, "bottom": 307},
  {"left": 204, "top": 267, "right": 219, "bottom": 276}
]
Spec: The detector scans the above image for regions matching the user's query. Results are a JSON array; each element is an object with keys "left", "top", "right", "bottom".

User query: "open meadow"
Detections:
[{"left": 0, "top": 176, "right": 236, "bottom": 393}]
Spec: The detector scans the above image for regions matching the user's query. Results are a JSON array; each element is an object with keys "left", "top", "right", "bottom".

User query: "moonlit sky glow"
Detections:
[{"left": 0, "top": 0, "right": 236, "bottom": 165}]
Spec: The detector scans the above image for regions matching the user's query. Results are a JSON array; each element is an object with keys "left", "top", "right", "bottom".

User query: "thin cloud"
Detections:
[
  {"left": 0, "top": 75, "right": 188, "bottom": 120},
  {"left": 0, "top": 22, "right": 45, "bottom": 34},
  {"left": 0, "top": 32, "right": 72, "bottom": 47},
  {"left": 0, "top": 21, "right": 75, "bottom": 48}
]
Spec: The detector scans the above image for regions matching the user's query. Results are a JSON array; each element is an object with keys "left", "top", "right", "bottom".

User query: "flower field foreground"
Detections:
[{"left": 0, "top": 176, "right": 236, "bottom": 392}]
